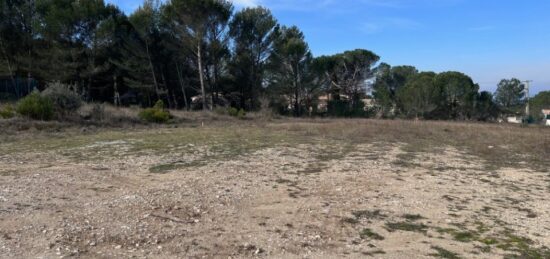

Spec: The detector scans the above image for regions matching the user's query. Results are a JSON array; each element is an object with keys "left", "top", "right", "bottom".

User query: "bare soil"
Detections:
[{"left": 1, "top": 120, "right": 549, "bottom": 258}]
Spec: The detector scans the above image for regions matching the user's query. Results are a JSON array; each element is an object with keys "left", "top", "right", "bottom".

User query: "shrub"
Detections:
[
  {"left": 153, "top": 100, "right": 165, "bottom": 110},
  {"left": 16, "top": 91, "right": 54, "bottom": 120},
  {"left": 0, "top": 104, "right": 15, "bottom": 119},
  {"left": 139, "top": 100, "right": 171, "bottom": 123},
  {"left": 228, "top": 107, "right": 246, "bottom": 119},
  {"left": 41, "top": 82, "right": 82, "bottom": 116},
  {"left": 91, "top": 103, "right": 106, "bottom": 121},
  {"left": 237, "top": 108, "right": 246, "bottom": 119},
  {"left": 228, "top": 107, "right": 239, "bottom": 117},
  {"left": 327, "top": 99, "right": 366, "bottom": 117}
]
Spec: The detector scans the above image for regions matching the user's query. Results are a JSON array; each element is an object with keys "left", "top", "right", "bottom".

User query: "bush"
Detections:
[
  {"left": 41, "top": 82, "right": 82, "bottom": 116},
  {"left": 327, "top": 99, "right": 366, "bottom": 117},
  {"left": 91, "top": 103, "right": 106, "bottom": 121},
  {"left": 228, "top": 107, "right": 246, "bottom": 119},
  {"left": 0, "top": 104, "right": 15, "bottom": 119},
  {"left": 139, "top": 100, "right": 171, "bottom": 123},
  {"left": 228, "top": 107, "right": 239, "bottom": 117},
  {"left": 237, "top": 108, "right": 246, "bottom": 119},
  {"left": 16, "top": 91, "right": 54, "bottom": 120}
]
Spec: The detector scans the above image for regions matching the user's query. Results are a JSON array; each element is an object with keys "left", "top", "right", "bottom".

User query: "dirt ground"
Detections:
[{"left": 1, "top": 120, "right": 549, "bottom": 258}]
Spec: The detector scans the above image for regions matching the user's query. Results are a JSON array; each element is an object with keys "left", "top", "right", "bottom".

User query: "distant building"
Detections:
[
  {"left": 316, "top": 94, "right": 346, "bottom": 112},
  {"left": 506, "top": 116, "right": 523, "bottom": 124},
  {"left": 316, "top": 94, "right": 374, "bottom": 112},
  {"left": 542, "top": 109, "right": 550, "bottom": 126},
  {"left": 361, "top": 98, "right": 376, "bottom": 110}
]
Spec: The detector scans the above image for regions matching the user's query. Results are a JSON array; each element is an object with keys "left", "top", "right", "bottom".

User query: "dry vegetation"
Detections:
[{"left": 0, "top": 115, "right": 549, "bottom": 258}]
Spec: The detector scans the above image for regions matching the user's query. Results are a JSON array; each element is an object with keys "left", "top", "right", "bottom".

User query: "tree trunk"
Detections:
[
  {"left": 113, "top": 75, "right": 120, "bottom": 106},
  {"left": 197, "top": 42, "right": 207, "bottom": 111},
  {"left": 176, "top": 63, "right": 189, "bottom": 111},
  {"left": 172, "top": 91, "right": 178, "bottom": 109},
  {"left": 294, "top": 62, "right": 300, "bottom": 117},
  {"left": 160, "top": 67, "right": 172, "bottom": 109},
  {"left": 145, "top": 41, "right": 160, "bottom": 100},
  {"left": 213, "top": 65, "right": 218, "bottom": 108}
]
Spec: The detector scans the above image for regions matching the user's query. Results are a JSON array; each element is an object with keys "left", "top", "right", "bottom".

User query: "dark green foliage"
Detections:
[
  {"left": 397, "top": 72, "right": 438, "bottom": 118},
  {"left": 529, "top": 91, "right": 550, "bottom": 121},
  {"left": 41, "top": 82, "right": 82, "bottom": 116},
  {"left": 374, "top": 64, "right": 418, "bottom": 116},
  {"left": 237, "top": 108, "right": 246, "bottom": 118},
  {"left": 433, "top": 72, "right": 479, "bottom": 120},
  {"left": 228, "top": 107, "right": 246, "bottom": 119},
  {"left": 0, "top": 0, "right": 519, "bottom": 121},
  {"left": 228, "top": 107, "right": 239, "bottom": 117},
  {"left": 494, "top": 78, "right": 525, "bottom": 111},
  {"left": 267, "top": 26, "right": 315, "bottom": 117},
  {"left": 327, "top": 99, "right": 365, "bottom": 117},
  {"left": 139, "top": 100, "right": 170, "bottom": 123},
  {"left": 16, "top": 91, "right": 54, "bottom": 120},
  {"left": 321, "top": 49, "right": 379, "bottom": 100},
  {"left": 475, "top": 91, "right": 500, "bottom": 121},
  {"left": 229, "top": 7, "right": 277, "bottom": 110},
  {"left": 0, "top": 104, "right": 15, "bottom": 119}
]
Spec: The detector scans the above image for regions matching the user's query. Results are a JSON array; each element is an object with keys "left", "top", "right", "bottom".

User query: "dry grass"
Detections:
[
  {"left": 270, "top": 119, "right": 550, "bottom": 171},
  {"left": 1, "top": 108, "right": 548, "bottom": 171}
]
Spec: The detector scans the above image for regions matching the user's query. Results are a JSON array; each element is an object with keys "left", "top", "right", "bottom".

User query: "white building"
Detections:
[
  {"left": 506, "top": 116, "right": 523, "bottom": 124},
  {"left": 542, "top": 109, "right": 550, "bottom": 126}
]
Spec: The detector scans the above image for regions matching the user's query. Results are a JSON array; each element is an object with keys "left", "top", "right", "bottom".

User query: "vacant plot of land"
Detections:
[{"left": 1, "top": 119, "right": 549, "bottom": 258}]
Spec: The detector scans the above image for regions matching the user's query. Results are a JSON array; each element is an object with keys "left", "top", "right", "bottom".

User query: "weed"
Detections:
[
  {"left": 430, "top": 246, "right": 461, "bottom": 259},
  {"left": 385, "top": 222, "right": 428, "bottom": 233},
  {"left": 402, "top": 214, "right": 425, "bottom": 221},
  {"left": 362, "top": 249, "right": 386, "bottom": 256},
  {"left": 341, "top": 217, "right": 359, "bottom": 224},
  {"left": 452, "top": 231, "right": 477, "bottom": 242},
  {"left": 149, "top": 160, "right": 206, "bottom": 173},
  {"left": 359, "top": 228, "right": 385, "bottom": 240},
  {"left": 480, "top": 237, "right": 498, "bottom": 245},
  {"left": 352, "top": 210, "right": 386, "bottom": 220}
]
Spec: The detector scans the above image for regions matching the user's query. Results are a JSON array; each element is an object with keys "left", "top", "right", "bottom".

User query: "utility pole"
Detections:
[{"left": 523, "top": 80, "right": 532, "bottom": 118}]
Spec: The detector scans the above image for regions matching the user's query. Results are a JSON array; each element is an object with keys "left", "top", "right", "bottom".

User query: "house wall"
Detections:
[{"left": 506, "top": 117, "right": 522, "bottom": 124}]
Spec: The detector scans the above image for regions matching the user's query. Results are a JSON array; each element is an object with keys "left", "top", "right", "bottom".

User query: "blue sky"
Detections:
[{"left": 107, "top": 0, "right": 550, "bottom": 94}]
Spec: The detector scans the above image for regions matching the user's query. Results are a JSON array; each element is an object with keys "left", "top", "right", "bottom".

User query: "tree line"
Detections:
[{"left": 1, "top": 0, "right": 547, "bottom": 121}]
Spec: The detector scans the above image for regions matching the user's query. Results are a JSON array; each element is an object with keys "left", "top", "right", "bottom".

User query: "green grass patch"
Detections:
[
  {"left": 452, "top": 231, "right": 477, "bottom": 242},
  {"left": 430, "top": 246, "right": 461, "bottom": 259},
  {"left": 480, "top": 237, "right": 498, "bottom": 245}
]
